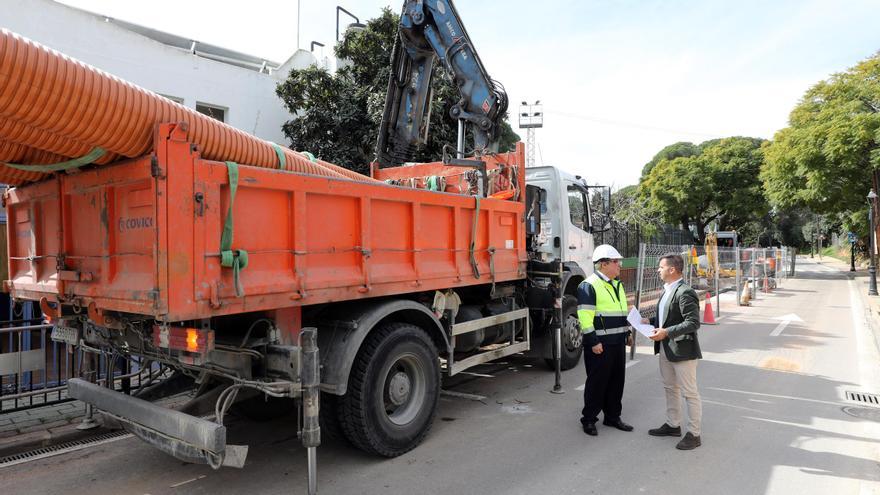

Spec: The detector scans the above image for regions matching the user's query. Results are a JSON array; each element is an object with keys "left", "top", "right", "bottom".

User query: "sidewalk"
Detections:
[
  {"left": 0, "top": 399, "right": 105, "bottom": 458},
  {"left": 804, "top": 254, "right": 880, "bottom": 352}
]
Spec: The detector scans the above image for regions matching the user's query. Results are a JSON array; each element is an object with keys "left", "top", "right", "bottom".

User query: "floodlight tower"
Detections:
[{"left": 519, "top": 100, "right": 543, "bottom": 168}]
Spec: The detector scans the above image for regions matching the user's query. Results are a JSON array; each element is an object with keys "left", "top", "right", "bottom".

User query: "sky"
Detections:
[{"left": 52, "top": 0, "right": 880, "bottom": 188}]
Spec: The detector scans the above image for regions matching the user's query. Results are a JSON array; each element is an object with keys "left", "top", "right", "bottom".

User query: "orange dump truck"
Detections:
[
  {"left": 1, "top": 5, "right": 607, "bottom": 488},
  {"left": 5, "top": 119, "right": 539, "bottom": 459}
]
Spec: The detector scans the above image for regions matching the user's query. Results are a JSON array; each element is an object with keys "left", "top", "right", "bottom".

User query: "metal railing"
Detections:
[{"left": 1, "top": 321, "right": 165, "bottom": 413}]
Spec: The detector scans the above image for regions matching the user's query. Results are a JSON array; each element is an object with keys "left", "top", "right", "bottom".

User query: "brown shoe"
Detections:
[
  {"left": 676, "top": 432, "right": 701, "bottom": 450},
  {"left": 648, "top": 423, "right": 682, "bottom": 437}
]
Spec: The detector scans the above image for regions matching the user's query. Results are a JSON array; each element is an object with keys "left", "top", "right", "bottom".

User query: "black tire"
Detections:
[
  {"left": 338, "top": 322, "right": 440, "bottom": 457},
  {"left": 544, "top": 294, "right": 584, "bottom": 371},
  {"left": 320, "top": 392, "right": 346, "bottom": 442}
]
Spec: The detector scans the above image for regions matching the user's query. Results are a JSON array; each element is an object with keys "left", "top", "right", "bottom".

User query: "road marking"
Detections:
[
  {"left": 769, "top": 313, "right": 803, "bottom": 336},
  {"left": 459, "top": 371, "right": 495, "bottom": 378},
  {"left": 626, "top": 360, "right": 641, "bottom": 368},
  {"left": 708, "top": 387, "right": 844, "bottom": 407},
  {"left": 440, "top": 390, "right": 487, "bottom": 401},
  {"left": 574, "top": 384, "right": 585, "bottom": 391},
  {"left": 169, "top": 475, "right": 207, "bottom": 488}
]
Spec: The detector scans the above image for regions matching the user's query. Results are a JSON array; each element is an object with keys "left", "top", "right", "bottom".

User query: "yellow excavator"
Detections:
[{"left": 694, "top": 232, "right": 737, "bottom": 279}]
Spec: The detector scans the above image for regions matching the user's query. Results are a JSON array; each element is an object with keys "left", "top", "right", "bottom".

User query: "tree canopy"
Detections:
[
  {"left": 639, "top": 137, "right": 768, "bottom": 242},
  {"left": 276, "top": 8, "right": 519, "bottom": 174},
  {"left": 640, "top": 141, "right": 701, "bottom": 180},
  {"left": 761, "top": 52, "right": 880, "bottom": 233}
]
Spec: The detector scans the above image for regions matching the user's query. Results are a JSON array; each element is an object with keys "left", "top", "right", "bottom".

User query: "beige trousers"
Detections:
[{"left": 658, "top": 350, "right": 702, "bottom": 436}]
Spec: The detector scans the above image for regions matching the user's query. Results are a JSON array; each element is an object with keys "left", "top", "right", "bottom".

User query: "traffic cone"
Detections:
[{"left": 703, "top": 292, "right": 717, "bottom": 325}]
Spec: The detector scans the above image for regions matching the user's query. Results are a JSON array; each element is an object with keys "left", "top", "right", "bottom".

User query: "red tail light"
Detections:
[{"left": 153, "top": 325, "right": 214, "bottom": 354}]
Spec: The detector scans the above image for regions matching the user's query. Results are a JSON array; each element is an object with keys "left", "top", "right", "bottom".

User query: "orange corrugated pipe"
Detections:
[
  {"left": 0, "top": 117, "right": 119, "bottom": 165},
  {"left": 0, "top": 165, "right": 47, "bottom": 184},
  {"left": 0, "top": 29, "right": 376, "bottom": 183},
  {"left": 0, "top": 141, "right": 51, "bottom": 183}
]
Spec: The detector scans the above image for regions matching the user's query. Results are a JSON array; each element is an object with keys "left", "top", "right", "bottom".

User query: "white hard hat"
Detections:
[{"left": 592, "top": 244, "right": 623, "bottom": 263}]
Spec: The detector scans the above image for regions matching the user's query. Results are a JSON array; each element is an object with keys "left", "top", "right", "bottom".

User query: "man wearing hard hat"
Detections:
[{"left": 577, "top": 244, "right": 634, "bottom": 436}]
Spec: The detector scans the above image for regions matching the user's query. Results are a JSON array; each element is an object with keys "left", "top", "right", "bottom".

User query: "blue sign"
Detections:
[{"left": 848, "top": 232, "right": 857, "bottom": 244}]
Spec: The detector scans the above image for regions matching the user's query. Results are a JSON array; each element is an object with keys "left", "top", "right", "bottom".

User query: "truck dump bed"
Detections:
[{"left": 5, "top": 124, "right": 526, "bottom": 322}]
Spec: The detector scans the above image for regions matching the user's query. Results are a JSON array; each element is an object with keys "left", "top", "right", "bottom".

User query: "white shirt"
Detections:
[{"left": 657, "top": 278, "right": 683, "bottom": 325}]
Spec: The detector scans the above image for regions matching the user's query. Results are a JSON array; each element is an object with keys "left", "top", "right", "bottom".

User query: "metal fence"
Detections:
[
  {"left": 626, "top": 243, "right": 796, "bottom": 359},
  {"left": 734, "top": 247, "right": 794, "bottom": 305},
  {"left": 1, "top": 321, "right": 166, "bottom": 413},
  {"left": 594, "top": 224, "right": 695, "bottom": 259},
  {"left": 631, "top": 244, "right": 694, "bottom": 319}
]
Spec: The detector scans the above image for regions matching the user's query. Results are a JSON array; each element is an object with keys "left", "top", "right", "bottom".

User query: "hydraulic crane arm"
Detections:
[{"left": 376, "top": 0, "right": 509, "bottom": 168}]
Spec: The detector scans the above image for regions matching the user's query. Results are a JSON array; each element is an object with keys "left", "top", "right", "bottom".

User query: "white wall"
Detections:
[{"left": 0, "top": 0, "right": 308, "bottom": 145}]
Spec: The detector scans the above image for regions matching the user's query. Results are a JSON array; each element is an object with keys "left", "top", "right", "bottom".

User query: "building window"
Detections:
[
  {"left": 196, "top": 103, "right": 227, "bottom": 123},
  {"left": 160, "top": 94, "right": 184, "bottom": 105}
]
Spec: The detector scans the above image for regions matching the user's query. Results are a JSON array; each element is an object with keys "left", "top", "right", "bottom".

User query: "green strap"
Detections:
[
  {"left": 270, "top": 142, "right": 286, "bottom": 170},
  {"left": 221, "top": 161, "right": 248, "bottom": 297},
  {"left": 3, "top": 147, "right": 106, "bottom": 172},
  {"left": 470, "top": 196, "right": 481, "bottom": 279},
  {"left": 301, "top": 151, "right": 317, "bottom": 163}
]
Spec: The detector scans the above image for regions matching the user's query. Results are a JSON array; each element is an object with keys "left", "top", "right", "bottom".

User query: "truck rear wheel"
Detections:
[
  {"left": 338, "top": 322, "right": 440, "bottom": 457},
  {"left": 544, "top": 295, "right": 583, "bottom": 371}
]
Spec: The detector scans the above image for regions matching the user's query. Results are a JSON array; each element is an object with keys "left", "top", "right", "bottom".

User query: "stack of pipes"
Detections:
[{"left": 0, "top": 29, "right": 375, "bottom": 186}]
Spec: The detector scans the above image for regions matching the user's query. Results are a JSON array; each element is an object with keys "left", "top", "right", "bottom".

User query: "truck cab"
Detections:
[{"left": 525, "top": 165, "right": 597, "bottom": 274}]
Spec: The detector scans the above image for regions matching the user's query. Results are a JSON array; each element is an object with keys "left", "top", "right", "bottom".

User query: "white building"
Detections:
[{"left": 0, "top": 0, "right": 329, "bottom": 145}]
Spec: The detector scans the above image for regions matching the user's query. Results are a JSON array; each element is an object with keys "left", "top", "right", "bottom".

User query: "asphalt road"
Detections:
[{"left": 2, "top": 257, "right": 879, "bottom": 495}]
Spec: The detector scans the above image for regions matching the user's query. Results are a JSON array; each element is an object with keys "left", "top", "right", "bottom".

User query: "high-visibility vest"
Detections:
[{"left": 577, "top": 273, "right": 629, "bottom": 338}]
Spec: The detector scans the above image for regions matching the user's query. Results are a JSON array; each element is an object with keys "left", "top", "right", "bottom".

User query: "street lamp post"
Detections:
[
  {"left": 518, "top": 100, "right": 543, "bottom": 168},
  {"left": 851, "top": 239, "right": 857, "bottom": 271},
  {"left": 868, "top": 189, "right": 878, "bottom": 295},
  {"left": 849, "top": 231, "right": 857, "bottom": 272}
]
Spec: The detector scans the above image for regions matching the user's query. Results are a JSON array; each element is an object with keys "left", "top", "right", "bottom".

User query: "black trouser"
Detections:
[{"left": 581, "top": 341, "right": 626, "bottom": 425}]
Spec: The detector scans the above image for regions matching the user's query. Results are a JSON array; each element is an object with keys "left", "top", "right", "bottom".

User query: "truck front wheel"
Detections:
[{"left": 338, "top": 322, "right": 440, "bottom": 457}]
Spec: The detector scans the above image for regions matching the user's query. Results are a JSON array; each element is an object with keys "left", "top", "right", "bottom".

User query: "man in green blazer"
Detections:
[{"left": 646, "top": 253, "right": 703, "bottom": 450}]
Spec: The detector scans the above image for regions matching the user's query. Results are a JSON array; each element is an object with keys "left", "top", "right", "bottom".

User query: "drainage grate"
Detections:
[
  {"left": 0, "top": 430, "right": 132, "bottom": 468},
  {"left": 846, "top": 391, "right": 880, "bottom": 406}
]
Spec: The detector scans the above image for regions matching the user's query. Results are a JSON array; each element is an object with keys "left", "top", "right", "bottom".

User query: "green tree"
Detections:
[
  {"left": 605, "top": 184, "right": 662, "bottom": 238},
  {"left": 761, "top": 52, "right": 880, "bottom": 237},
  {"left": 640, "top": 141, "right": 700, "bottom": 180},
  {"left": 276, "top": 8, "right": 519, "bottom": 174},
  {"left": 640, "top": 137, "right": 769, "bottom": 243}
]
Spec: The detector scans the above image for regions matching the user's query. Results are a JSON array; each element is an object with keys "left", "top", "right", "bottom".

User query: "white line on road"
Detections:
[
  {"left": 440, "top": 390, "right": 487, "bottom": 401},
  {"left": 707, "top": 387, "right": 844, "bottom": 407},
  {"left": 769, "top": 313, "right": 803, "bottom": 337},
  {"left": 626, "top": 360, "right": 641, "bottom": 368}
]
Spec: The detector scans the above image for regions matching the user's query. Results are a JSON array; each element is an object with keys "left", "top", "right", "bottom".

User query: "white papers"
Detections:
[{"left": 627, "top": 307, "right": 656, "bottom": 338}]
